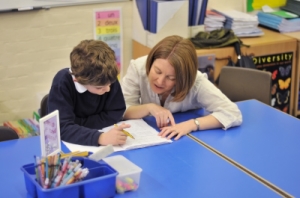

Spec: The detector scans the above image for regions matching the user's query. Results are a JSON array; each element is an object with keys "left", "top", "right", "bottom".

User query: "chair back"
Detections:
[
  {"left": 0, "top": 126, "right": 19, "bottom": 142},
  {"left": 218, "top": 67, "right": 272, "bottom": 105},
  {"left": 40, "top": 94, "right": 49, "bottom": 118}
]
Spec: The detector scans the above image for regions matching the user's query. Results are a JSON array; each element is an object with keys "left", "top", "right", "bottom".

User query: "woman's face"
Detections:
[{"left": 148, "top": 58, "right": 176, "bottom": 95}]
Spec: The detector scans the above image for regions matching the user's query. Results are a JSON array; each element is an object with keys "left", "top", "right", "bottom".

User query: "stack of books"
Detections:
[
  {"left": 257, "top": 11, "right": 300, "bottom": 33},
  {"left": 281, "top": 0, "right": 300, "bottom": 16},
  {"left": 204, "top": 10, "right": 226, "bottom": 31},
  {"left": 3, "top": 118, "right": 40, "bottom": 138},
  {"left": 213, "top": 9, "right": 264, "bottom": 37}
]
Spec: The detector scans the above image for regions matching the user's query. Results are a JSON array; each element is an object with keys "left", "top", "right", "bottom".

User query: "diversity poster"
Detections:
[
  {"left": 253, "top": 52, "right": 293, "bottom": 113},
  {"left": 94, "top": 8, "right": 123, "bottom": 78}
]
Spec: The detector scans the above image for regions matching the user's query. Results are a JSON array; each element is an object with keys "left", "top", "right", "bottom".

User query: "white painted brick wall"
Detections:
[{"left": 0, "top": 2, "right": 133, "bottom": 124}]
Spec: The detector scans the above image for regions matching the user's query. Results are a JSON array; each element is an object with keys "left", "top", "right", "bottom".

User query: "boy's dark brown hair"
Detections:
[
  {"left": 70, "top": 40, "right": 118, "bottom": 86},
  {"left": 146, "top": 35, "right": 198, "bottom": 102}
]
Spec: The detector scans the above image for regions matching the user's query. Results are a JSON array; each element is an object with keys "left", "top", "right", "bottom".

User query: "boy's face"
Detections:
[{"left": 84, "top": 84, "right": 111, "bottom": 95}]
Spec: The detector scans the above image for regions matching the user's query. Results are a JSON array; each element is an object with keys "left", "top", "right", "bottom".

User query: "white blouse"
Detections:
[{"left": 121, "top": 56, "right": 242, "bottom": 130}]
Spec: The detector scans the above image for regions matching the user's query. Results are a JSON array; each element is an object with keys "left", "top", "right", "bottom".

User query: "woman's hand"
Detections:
[
  {"left": 147, "top": 103, "right": 176, "bottom": 128},
  {"left": 158, "top": 120, "right": 195, "bottom": 140},
  {"left": 98, "top": 123, "right": 131, "bottom": 145}
]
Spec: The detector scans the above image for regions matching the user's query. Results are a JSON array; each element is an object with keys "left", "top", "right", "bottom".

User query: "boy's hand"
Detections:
[{"left": 98, "top": 123, "right": 131, "bottom": 145}]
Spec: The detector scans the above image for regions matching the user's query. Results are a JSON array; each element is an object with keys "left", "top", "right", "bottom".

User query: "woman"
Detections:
[{"left": 121, "top": 35, "right": 242, "bottom": 140}]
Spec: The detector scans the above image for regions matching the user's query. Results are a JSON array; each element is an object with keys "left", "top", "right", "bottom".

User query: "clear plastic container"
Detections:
[{"left": 103, "top": 155, "right": 142, "bottom": 194}]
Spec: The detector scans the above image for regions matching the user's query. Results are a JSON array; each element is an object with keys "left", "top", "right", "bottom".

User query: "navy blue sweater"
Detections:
[{"left": 48, "top": 68, "right": 126, "bottom": 146}]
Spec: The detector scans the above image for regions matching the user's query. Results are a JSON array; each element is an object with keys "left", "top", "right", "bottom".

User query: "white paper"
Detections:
[
  {"left": 63, "top": 119, "right": 172, "bottom": 153},
  {"left": 102, "top": 119, "right": 172, "bottom": 150}
]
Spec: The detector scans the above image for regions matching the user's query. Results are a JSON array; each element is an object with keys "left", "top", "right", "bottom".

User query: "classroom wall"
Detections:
[
  {"left": 0, "top": 2, "right": 132, "bottom": 124},
  {"left": 0, "top": 0, "right": 243, "bottom": 124},
  {"left": 207, "top": 0, "right": 245, "bottom": 11}
]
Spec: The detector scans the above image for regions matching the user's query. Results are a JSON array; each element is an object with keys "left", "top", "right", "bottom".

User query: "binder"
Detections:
[
  {"left": 132, "top": 0, "right": 188, "bottom": 48},
  {"left": 135, "top": 0, "right": 150, "bottom": 31},
  {"left": 188, "top": 0, "right": 195, "bottom": 26},
  {"left": 149, "top": 0, "right": 186, "bottom": 34},
  {"left": 192, "top": 0, "right": 202, "bottom": 26},
  {"left": 149, "top": 0, "right": 158, "bottom": 33},
  {"left": 198, "top": 0, "right": 208, "bottom": 25}
]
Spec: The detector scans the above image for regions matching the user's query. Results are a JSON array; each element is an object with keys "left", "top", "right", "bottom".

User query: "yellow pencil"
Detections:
[{"left": 114, "top": 124, "right": 135, "bottom": 139}]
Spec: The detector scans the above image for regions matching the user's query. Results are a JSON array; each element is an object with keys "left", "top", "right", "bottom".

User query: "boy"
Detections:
[{"left": 48, "top": 40, "right": 130, "bottom": 146}]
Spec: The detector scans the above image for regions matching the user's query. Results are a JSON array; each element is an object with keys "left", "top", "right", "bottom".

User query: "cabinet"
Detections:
[
  {"left": 284, "top": 32, "right": 300, "bottom": 117},
  {"left": 132, "top": 28, "right": 298, "bottom": 115}
]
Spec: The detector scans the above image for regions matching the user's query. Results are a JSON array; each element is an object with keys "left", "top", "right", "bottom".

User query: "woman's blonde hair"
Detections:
[
  {"left": 70, "top": 40, "right": 118, "bottom": 86},
  {"left": 146, "top": 35, "right": 198, "bottom": 102}
]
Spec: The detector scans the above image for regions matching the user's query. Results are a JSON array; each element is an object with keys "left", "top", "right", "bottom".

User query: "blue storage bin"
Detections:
[{"left": 21, "top": 157, "right": 117, "bottom": 198}]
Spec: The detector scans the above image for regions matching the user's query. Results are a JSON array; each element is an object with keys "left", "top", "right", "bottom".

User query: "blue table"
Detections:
[
  {"left": 190, "top": 99, "right": 300, "bottom": 197},
  {"left": 0, "top": 135, "right": 280, "bottom": 197}
]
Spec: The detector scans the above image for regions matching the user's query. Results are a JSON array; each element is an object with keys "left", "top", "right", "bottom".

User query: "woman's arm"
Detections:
[
  {"left": 123, "top": 104, "right": 152, "bottom": 119},
  {"left": 124, "top": 103, "right": 176, "bottom": 127},
  {"left": 159, "top": 114, "right": 223, "bottom": 140},
  {"left": 159, "top": 72, "right": 242, "bottom": 140}
]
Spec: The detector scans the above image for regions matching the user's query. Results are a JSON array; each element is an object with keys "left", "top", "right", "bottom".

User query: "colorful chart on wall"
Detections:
[
  {"left": 94, "top": 8, "right": 123, "bottom": 79},
  {"left": 253, "top": 52, "right": 293, "bottom": 114},
  {"left": 246, "top": 0, "right": 287, "bottom": 12}
]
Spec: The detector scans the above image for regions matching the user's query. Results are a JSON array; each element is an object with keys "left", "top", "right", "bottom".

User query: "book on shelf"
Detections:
[
  {"left": 257, "top": 11, "right": 300, "bottom": 33},
  {"left": 206, "top": 10, "right": 226, "bottom": 21},
  {"left": 3, "top": 118, "right": 40, "bottom": 138},
  {"left": 63, "top": 119, "right": 172, "bottom": 153},
  {"left": 212, "top": 9, "right": 264, "bottom": 37}
]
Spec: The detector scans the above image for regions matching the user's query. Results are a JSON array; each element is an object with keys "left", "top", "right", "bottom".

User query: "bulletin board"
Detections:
[{"left": 254, "top": 52, "right": 293, "bottom": 113}]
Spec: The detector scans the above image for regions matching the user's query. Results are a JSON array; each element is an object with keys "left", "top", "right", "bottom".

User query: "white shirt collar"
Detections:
[{"left": 69, "top": 68, "right": 87, "bottom": 93}]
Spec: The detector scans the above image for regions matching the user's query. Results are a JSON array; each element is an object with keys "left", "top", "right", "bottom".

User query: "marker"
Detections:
[
  {"left": 44, "top": 157, "right": 49, "bottom": 188},
  {"left": 34, "top": 156, "right": 40, "bottom": 184},
  {"left": 36, "top": 156, "right": 44, "bottom": 187},
  {"left": 52, "top": 153, "right": 61, "bottom": 181},
  {"left": 114, "top": 124, "right": 135, "bottom": 139}
]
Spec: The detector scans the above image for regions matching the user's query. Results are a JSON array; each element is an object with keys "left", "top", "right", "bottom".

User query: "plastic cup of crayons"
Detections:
[{"left": 21, "top": 154, "right": 118, "bottom": 198}]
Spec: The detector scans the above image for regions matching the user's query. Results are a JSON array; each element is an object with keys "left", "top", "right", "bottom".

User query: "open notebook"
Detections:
[{"left": 63, "top": 119, "right": 172, "bottom": 153}]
